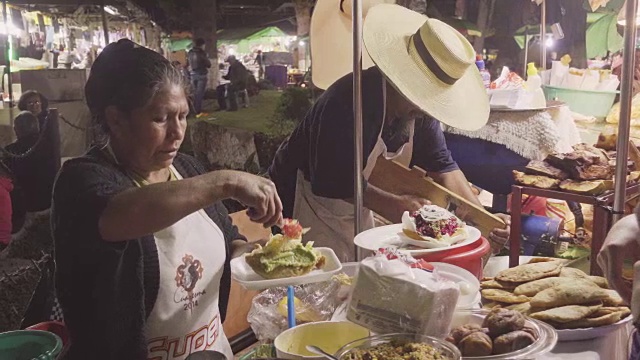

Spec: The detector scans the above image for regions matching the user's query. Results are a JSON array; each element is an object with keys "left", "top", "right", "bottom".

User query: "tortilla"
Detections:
[
  {"left": 481, "top": 279, "right": 518, "bottom": 290},
  {"left": 514, "top": 277, "right": 598, "bottom": 297},
  {"left": 530, "top": 284, "right": 609, "bottom": 308},
  {"left": 554, "top": 311, "right": 623, "bottom": 329},
  {"left": 602, "top": 289, "right": 625, "bottom": 306},
  {"left": 496, "top": 261, "right": 563, "bottom": 283},
  {"left": 527, "top": 257, "right": 561, "bottom": 264},
  {"left": 530, "top": 304, "right": 602, "bottom": 323},
  {"left": 482, "top": 289, "right": 530, "bottom": 304}
]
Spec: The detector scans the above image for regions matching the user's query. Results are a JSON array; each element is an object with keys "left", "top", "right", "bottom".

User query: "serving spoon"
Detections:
[{"left": 305, "top": 345, "right": 339, "bottom": 360}]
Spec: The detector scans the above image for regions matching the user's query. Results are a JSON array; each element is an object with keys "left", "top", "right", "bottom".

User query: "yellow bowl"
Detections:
[{"left": 274, "top": 321, "right": 370, "bottom": 360}]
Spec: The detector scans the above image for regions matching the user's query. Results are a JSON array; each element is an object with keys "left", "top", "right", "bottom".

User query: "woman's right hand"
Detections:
[{"left": 230, "top": 172, "right": 283, "bottom": 228}]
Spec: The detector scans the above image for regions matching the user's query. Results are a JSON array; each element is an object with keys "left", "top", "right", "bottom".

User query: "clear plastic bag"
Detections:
[{"left": 247, "top": 276, "right": 350, "bottom": 341}]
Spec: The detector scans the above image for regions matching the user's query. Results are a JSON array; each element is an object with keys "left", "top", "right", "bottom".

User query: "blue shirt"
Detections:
[{"left": 269, "top": 67, "right": 458, "bottom": 217}]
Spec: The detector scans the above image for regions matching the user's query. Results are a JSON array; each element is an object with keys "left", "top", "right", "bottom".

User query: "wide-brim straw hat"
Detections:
[
  {"left": 310, "top": 0, "right": 395, "bottom": 90},
  {"left": 364, "top": 4, "right": 489, "bottom": 131}
]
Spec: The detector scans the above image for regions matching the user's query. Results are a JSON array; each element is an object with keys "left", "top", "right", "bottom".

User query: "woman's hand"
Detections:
[
  {"left": 489, "top": 213, "right": 511, "bottom": 254},
  {"left": 597, "top": 214, "right": 640, "bottom": 303},
  {"left": 230, "top": 172, "right": 283, "bottom": 228}
]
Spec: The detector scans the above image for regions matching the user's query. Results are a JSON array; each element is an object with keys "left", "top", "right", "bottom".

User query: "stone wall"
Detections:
[{"left": 190, "top": 121, "right": 260, "bottom": 171}]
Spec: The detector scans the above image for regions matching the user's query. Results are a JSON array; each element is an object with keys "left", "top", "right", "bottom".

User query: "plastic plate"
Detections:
[
  {"left": 230, "top": 248, "right": 343, "bottom": 290},
  {"left": 354, "top": 224, "right": 481, "bottom": 255},
  {"left": 555, "top": 315, "right": 633, "bottom": 342}
]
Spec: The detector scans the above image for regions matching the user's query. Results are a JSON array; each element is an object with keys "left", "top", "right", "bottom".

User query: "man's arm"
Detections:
[{"left": 428, "top": 169, "right": 483, "bottom": 207}]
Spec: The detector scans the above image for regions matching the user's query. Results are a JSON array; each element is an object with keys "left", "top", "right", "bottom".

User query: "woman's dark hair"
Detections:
[
  {"left": 85, "top": 39, "right": 189, "bottom": 142},
  {"left": 17, "top": 90, "right": 48, "bottom": 114}
]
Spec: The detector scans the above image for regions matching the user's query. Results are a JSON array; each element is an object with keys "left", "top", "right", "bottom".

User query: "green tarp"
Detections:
[
  {"left": 169, "top": 39, "right": 192, "bottom": 52},
  {"left": 217, "top": 26, "right": 287, "bottom": 53},
  {"left": 586, "top": 13, "right": 623, "bottom": 58}
]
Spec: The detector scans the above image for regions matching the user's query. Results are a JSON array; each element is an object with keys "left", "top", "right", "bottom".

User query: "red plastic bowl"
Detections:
[
  {"left": 27, "top": 321, "right": 70, "bottom": 349},
  {"left": 414, "top": 237, "right": 490, "bottom": 280}
]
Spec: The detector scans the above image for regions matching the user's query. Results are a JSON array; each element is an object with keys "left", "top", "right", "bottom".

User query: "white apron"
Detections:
[
  {"left": 293, "top": 79, "right": 414, "bottom": 262},
  {"left": 145, "top": 167, "right": 233, "bottom": 360}
]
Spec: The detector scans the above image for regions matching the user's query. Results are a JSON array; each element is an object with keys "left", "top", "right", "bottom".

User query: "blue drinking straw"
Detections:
[{"left": 287, "top": 285, "right": 296, "bottom": 328}]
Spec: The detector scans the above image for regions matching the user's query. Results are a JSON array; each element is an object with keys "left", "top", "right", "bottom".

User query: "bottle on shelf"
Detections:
[
  {"left": 525, "top": 62, "right": 547, "bottom": 108},
  {"left": 475, "top": 55, "right": 491, "bottom": 89}
]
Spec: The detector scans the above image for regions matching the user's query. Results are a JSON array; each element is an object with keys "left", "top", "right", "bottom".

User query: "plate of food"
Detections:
[
  {"left": 447, "top": 308, "right": 557, "bottom": 358},
  {"left": 354, "top": 205, "right": 481, "bottom": 255},
  {"left": 481, "top": 258, "right": 632, "bottom": 342},
  {"left": 336, "top": 333, "right": 461, "bottom": 360},
  {"left": 231, "top": 219, "right": 342, "bottom": 291}
]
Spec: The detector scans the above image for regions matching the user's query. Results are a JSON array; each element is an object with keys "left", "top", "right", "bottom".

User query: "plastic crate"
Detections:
[{"left": 543, "top": 85, "right": 618, "bottom": 119}]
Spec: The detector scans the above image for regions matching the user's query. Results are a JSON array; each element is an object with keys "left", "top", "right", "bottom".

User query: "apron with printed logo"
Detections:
[
  {"left": 293, "top": 79, "right": 414, "bottom": 262},
  {"left": 144, "top": 167, "right": 233, "bottom": 360}
]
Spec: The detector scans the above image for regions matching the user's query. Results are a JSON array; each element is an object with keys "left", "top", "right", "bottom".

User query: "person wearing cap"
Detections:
[
  {"left": 598, "top": 208, "right": 640, "bottom": 360},
  {"left": 269, "top": 3, "right": 510, "bottom": 261},
  {"left": 52, "top": 39, "right": 282, "bottom": 359}
]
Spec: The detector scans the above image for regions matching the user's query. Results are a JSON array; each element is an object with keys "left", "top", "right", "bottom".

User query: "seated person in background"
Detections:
[{"left": 18, "top": 90, "right": 49, "bottom": 125}]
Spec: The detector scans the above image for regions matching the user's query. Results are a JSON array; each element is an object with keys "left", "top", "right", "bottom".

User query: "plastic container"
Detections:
[
  {"left": 414, "top": 237, "right": 491, "bottom": 280},
  {"left": 0, "top": 330, "right": 63, "bottom": 360},
  {"left": 525, "top": 63, "right": 546, "bottom": 108},
  {"left": 27, "top": 321, "right": 70, "bottom": 350},
  {"left": 543, "top": 85, "right": 618, "bottom": 119},
  {"left": 274, "top": 321, "right": 370, "bottom": 359},
  {"left": 336, "top": 333, "right": 461, "bottom": 360},
  {"left": 476, "top": 55, "right": 491, "bottom": 89},
  {"left": 450, "top": 309, "right": 557, "bottom": 359}
]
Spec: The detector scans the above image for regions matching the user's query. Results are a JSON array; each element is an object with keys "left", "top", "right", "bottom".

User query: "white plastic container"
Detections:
[{"left": 526, "top": 63, "right": 547, "bottom": 108}]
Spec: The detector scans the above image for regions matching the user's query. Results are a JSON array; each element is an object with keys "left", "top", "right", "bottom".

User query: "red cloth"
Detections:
[{"left": 0, "top": 177, "right": 13, "bottom": 245}]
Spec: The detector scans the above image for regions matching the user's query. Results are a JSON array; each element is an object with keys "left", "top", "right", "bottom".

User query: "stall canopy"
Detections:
[
  {"left": 170, "top": 38, "right": 192, "bottom": 52},
  {"left": 217, "top": 26, "right": 287, "bottom": 54},
  {"left": 442, "top": 17, "right": 482, "bottom": 37},
  {"left": 586, "top": 13, "right": 624, "bottom": 58}
]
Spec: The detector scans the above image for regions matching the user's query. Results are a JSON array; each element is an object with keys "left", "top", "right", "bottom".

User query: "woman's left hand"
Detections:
[
  {"left": 489, "top": 213, "right": 511, "bottom": 254},
  {"left": 231, "top": 239, "right": 267, "bottom": 258}
]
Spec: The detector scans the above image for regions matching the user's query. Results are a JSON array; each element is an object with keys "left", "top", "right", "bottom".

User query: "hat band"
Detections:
[{"left": 410, "top": 30, "right": 457, "bottom": 85}]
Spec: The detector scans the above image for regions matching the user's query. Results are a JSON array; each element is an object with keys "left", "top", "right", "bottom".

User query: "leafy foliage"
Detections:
[{"left": 268, "top": 87, "right": 311, "bottom": 136}]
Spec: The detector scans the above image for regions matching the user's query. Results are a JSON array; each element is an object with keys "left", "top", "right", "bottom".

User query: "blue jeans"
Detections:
[
  {"left": 191, "top": 73, "right": 208, "bottom": 114},
  {"left": 631, "top": 329, "right": 640, "bottom": 360}
]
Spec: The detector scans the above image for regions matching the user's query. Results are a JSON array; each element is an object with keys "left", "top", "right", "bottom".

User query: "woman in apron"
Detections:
[{"left": 52, "top": 40, "right": 282, "bottom": 360}]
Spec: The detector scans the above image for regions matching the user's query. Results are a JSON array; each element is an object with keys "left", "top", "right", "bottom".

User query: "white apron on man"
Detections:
[
  {"left": 144, "top": 167, "right": 233, "bottom": 360},
  {"left": 293, "top": 79, "right": 414, "bottom": 262}
]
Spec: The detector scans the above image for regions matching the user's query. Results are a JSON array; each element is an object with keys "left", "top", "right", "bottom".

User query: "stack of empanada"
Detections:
[{"left": 481, "top": 259, "right": 630, "bottom": 330}]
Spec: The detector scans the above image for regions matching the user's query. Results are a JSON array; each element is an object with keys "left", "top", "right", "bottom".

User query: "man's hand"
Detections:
[
  {"left": 231, "top": 239, "right": 267, "bottom": 259},
  {"left": 489, "top": 213, "right": 511, "bottom": 254}
]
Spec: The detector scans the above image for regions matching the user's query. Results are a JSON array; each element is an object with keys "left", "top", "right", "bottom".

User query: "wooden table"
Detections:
[{"left": 509, "top": 184, "right": 640, "bottom": 275}]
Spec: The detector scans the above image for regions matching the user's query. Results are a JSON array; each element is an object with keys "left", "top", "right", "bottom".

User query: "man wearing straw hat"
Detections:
[{"left": 270, "top": 2, "right": 510, "bottom": 261}]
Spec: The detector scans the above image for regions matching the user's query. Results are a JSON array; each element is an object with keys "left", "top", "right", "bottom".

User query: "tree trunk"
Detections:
[
  {"left": 293, "top": 0, "right": 312, "bottom": 70},
  {"left": 474, "top": 0, "right": 496, "bottom": 53},
  {"left": 190, "top": 0, "right": 217, "bottom": 89},
  {"left": 557, "top": 0, "right": 588, "bottom": 68}
]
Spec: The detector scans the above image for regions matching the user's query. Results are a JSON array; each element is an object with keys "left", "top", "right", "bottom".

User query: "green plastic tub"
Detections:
[
  {"left": 543, "top": 85, "right": 618, "bottom": 119},
  {"left": 0, "top": 330, "right": 62, "bottom": 360}
]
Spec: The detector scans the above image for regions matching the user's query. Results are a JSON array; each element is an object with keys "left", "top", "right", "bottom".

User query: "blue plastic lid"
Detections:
[
  {"left": 475, "top": 59, "right": 485, "bottom": 70},
  {"left": 0, "top": 330, "right": 62, "bottom": 360}
]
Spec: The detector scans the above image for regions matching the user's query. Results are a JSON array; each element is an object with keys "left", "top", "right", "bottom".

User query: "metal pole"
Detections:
[
  {"left": 540, "top": 0, "right": 547, "bottom": 71},
  {"left": 3, "top": 0, "right": 12, "bottom": 108},
  {"left": 352, "top": 0, "right": 364, "bottom": 261},
  {"left": 101, "top": 1, "right": 109, "bottom": 46},
  {"left": 613, "top": 0, "right": 638, "bottom": 223},
  {"left": 523, "top": 32, "right": 530, "bottom": 76}
]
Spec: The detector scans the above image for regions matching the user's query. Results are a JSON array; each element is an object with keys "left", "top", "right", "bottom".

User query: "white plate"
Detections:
[
  {"left": 354, "top": 224, "right": 482, "bottom": 256},
  {"left": 555, "top": 315, "right": 633, "bottom": 342},
  {"left": 230, "top": 247, "right": 343, "bottom": 290},
  {"left": 401, "top": 228, "right": 469, "bottom": 249}
]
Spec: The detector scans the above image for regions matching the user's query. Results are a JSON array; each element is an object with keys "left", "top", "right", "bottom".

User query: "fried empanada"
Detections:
[
  {"left": 559, "top": 267, "right": 590, "bottom": 279},
  {"left": 592, "top": 306, "right": 631, "bottom": 318},
  {"left": 481, "top": 279, "right": 518, "bottom": 290},
  {"left": 530, "top": 284, "right": 609, "bottom": 308},
  {"left": 588, "top": 276, "right": 609, "bottom": 288},
  {"left": 506, "top": 302, "right": 533, "bottom": 315},
  {"left": 527, "top": 257, "right": 561, "bottom": 264},
  {"left": 529, "top": 304, "right": 602, "bottom": 323},
  {"left": 482, "top": 289, "right": 530, "bottom": 304},
  {"left": 514, "top": 277, "right": 598, "bottom": 296},
  {"left": 555, "top": 311, "right": 623, "bottom": 329},
  {"left": 602, "top": 289, "right": 625, "bottom": 306},
  {"left": 496, "top": 261, "right": 563, "bottom": 283}
]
